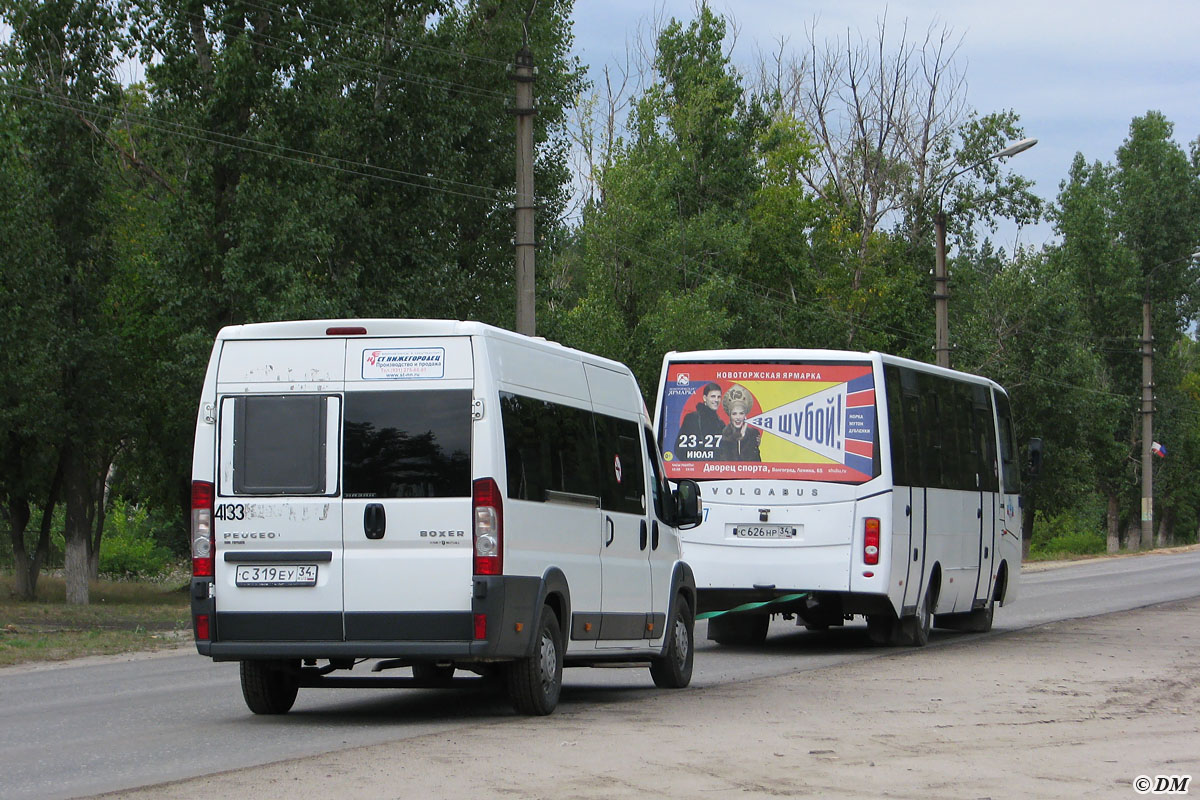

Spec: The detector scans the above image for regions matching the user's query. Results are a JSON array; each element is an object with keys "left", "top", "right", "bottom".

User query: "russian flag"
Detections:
[{"left": 1152, "top": 441, "right": 1167, "bottom": 458}]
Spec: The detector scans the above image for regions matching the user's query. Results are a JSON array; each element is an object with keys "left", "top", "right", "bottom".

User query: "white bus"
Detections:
[{"left": 653, "top": 349, "right": 1029, "bottom": 647}]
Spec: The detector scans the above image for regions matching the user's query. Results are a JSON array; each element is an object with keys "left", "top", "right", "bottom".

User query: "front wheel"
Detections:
[
  {"left": 650, "top": 597, "right": 694, "bottom": 689},
  {"left": 506, "top": 606, "right": 563, "bottom": 716},
  {"left": 240, "top": 659, "right": 299, "bottom": 715}
]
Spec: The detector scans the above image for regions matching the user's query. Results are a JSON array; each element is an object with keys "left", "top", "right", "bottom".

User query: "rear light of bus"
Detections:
[
  {"left": 192, "top": 481, "right": 215, "bottom": 577},
  {"left": 473, "top": 478, "right": 503, "bottom": 576},
  {"left": 863, "top": 517, "right": 881, "bottom": 566}
]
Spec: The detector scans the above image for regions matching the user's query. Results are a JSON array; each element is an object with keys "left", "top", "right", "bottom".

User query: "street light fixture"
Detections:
[{"left": 933, "top": 137, "right": 1038, "bottom": 368}]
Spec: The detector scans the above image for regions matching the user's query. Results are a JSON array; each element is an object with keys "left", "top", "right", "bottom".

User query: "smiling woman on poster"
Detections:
[{"left": 717, "top": 384, "right": 761, "bottom": 462}]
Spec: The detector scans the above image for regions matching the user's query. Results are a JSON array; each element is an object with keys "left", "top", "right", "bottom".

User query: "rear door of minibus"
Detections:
[
  {"left": 212, "top": 338, "right": 345, "bottom": 642},
  {"left": 340, "top": 337, "right": 476, "bottom": 641}
]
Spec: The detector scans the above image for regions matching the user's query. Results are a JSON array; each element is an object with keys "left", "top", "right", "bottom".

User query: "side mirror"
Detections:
[
  {"left": 1028, "top": 437, "right": 1044, "bottom": 481},
  {"left": 673, "top": 479, "right": 702, "bottom": 529}
]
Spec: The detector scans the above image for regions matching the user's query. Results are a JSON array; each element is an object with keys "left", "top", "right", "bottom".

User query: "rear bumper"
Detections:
[{"left": 192, "top": 574, "right": 541, "bottom": 662}]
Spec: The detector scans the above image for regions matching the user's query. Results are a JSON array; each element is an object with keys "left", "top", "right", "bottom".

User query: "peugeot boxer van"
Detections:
[{"left": 190, "top": 319, "right": 701, "bottom": 715}]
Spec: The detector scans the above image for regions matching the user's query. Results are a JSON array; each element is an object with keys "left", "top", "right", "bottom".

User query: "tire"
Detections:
[
  {"left": 936, "top": 596, "right": 995, "bottom": 633},
  {"left": 898, "top": 584, "right": 933, "bottom": 647},
  {"left": 240, "top": 659, "right": 299, "bottom": 715},
  {"left": 706, "top": 613, "right": 769, "bottom": 646},
  {"left": 650, "top": 597, "right": 694, "bottom": 689},
  {"left": 412, "top": 663, "right": 456, "bottom": 685},
  {"left": 506, "top": 606, "right": 563, "bottom": 716}
]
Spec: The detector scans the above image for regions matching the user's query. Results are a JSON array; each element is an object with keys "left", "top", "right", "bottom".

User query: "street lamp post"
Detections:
[{"left": 933, "top": 137, "right": 1037, "bottom": 368}]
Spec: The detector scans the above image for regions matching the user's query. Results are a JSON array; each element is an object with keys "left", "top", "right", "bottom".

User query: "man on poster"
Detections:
[{"left": 678, "top": 382, "right": 725, "bottom": 444}]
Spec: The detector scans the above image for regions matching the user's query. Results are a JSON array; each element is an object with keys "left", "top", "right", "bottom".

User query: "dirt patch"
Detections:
[{"left": 100, "top": 597, "right": 1200, "bottom": 799}]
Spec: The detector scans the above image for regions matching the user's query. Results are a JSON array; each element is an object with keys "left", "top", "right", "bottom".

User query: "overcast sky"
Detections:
[{"left": 570, "top": 0, "right": 1200, "bottom": 250}]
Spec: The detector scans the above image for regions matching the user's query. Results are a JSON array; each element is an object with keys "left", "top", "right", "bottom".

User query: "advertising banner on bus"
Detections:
[{"left": 659, "top": 361, "right": 878, "bottom": 483}]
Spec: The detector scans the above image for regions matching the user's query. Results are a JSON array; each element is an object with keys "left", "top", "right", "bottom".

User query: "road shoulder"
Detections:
[{"left": 99, "top": 596, "right": 1200, "bottom": 800}]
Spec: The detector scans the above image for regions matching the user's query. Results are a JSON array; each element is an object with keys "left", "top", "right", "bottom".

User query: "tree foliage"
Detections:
[{"left": 3, "top": 1, "right": 1200, "bottom": 604}]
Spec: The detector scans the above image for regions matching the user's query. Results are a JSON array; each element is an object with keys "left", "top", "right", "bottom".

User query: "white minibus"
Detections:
[
  {"left": 191, "top": 319, "right": 701, "bottom": 716},
  {"left": 654, "top": 349, "right": 1028, "bottom": 646}
]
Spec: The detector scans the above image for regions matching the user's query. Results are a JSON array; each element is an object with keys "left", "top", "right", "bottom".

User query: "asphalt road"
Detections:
[{"left": 2, "top": 548, "right": 1198, "bottom": 800}]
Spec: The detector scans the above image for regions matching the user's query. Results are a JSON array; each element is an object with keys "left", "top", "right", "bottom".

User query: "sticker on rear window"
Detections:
[{"left": 362, "top": 348, "right": 445, "bottom": 380}]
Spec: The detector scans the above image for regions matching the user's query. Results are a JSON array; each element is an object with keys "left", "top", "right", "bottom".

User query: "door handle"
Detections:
[
  {"left": 640, "top": 520, "right": 648, "bottom": 551},
  {"left": 605, "top": 517, "right": 615, "bottom": 547},
  {"left": 652, "top": 520, "right": 660, "bottom": 550},
  {"left": 364, "top": 503, "right": 386, "bottom": 540}
]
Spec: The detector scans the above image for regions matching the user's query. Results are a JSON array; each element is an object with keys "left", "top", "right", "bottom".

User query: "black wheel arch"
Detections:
[{"left": 530, "top": 567, "right": 571, "bottom": 658}]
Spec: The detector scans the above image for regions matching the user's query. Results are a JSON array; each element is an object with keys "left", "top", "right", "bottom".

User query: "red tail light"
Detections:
[
  {"left": 195, "top": 614, "right": 210, "bottom": 641},
  {"left": 473, "top": 614, "right": 487, "bottom": 640},
  {"left": 472, "top": 478, "right": 503, "bottom": 575},
  {"left": 192, "top": 481, "right": 215, "bottom": 577},
  {"left": 863, "top": 517, "right": 880, "bottom": 566}
]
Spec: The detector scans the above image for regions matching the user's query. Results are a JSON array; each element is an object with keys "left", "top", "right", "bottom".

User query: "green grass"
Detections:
[{"left": 0, "top": 572, "right": 191, "bottom": 668}]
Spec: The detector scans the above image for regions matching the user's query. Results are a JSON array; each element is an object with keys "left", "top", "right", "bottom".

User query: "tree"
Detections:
[
  {"left": 0, "top": 0, "right": 134, "bottom": 602},
  {"left": 1049, "top": 113, "right": 1200, "bottom": 552},
  {"left": 120, "top": 0, "right": 584, "bottom": 526},
  {"left": 952, "top": 244, "right": 1121, "bottom": 555},
  {"left": 552, "top": 3, "right": 766, "bottom": 388}
]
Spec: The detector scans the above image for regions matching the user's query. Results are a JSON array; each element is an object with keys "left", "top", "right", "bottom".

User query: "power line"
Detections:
[
  {"left": 238, "top": 0, "right": 517, "bottom": 69},
  {"left": 1, "top": 84, "right": 509, "bottom": 202},
  {"left": 201, "top": 15, "right": 511, "bottom": 103}
]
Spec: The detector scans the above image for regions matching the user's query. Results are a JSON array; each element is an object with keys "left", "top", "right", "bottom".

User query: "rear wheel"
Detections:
[
  {"left": 650, "top": 597, "right": 694, "bottom": 689},
  {"left": 898, "top": 584, "right": 934, "bottom": 647},
  {"left": 706, "top": 613, "right": 769, "bottom": 646},
  {"left": 506, "top": 606, "right": 563, "bottom": 716},
  {"left": 240, "top": 659, "right": 299, "bottom": 715},
  {"left": 936, "top": 595, "right": 995, "bottom": 633}
]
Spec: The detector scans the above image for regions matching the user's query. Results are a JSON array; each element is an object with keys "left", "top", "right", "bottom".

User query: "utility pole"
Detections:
[
  {"left": 930, "top": 138, "right": 1036, "bottom": 370},
  {"left": 933, "top": 210, "right": 949, "bottom": 368},
  {"left": 512, "top": 46, "right": 536, "bottom": 336},
  {"left": 1137, "top": 287, "right": 1153, "bottom": 552}
]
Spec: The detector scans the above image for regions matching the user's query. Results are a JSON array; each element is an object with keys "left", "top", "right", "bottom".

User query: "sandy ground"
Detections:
[{"left": 99, "top": 595, "right": 1200, "bottom": 800}]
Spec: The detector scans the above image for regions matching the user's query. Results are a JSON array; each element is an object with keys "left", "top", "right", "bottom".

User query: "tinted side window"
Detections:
[
  {"left": 643, "top": 427, "right": 671, "bottom": 522},
  {"left": 973, "top": 385, "right": 999, "bottom": 492},
  {"left": 234, "top": 395, "right": 327, "bottom": 494},
  {"left": 344, "top": 390, "right": 471, "bottom": 498},
  {"left": 500, "top": 393, "right": 601, "bottom": 502},
  {"left": 918, "top": 374, "right": 944, "bottom": 489},
  {"left": 884, "top": 366, "right": 908, "bottom": 486},
  {"left": 994, "top": 390, "right": 1021, "bottom": 494},
  {"left": 596, "top": 414, "right": 646, "bottom": 515}
]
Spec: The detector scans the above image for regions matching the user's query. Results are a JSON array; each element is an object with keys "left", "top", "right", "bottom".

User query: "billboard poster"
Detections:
[{"left": 659, "top": 361, "right": 878, "bottom": 483}]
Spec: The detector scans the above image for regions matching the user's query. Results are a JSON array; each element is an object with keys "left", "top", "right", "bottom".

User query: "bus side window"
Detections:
[
  {"left": 994, "top": 391, "right": 1021, "bottom": 494},
  {"left": 919, "top": 374, "right": 944, "bottom": 489},
  {"left": 899, "top": 367, "right": 924, "bottom": 487},
  {"left": 972, "top": 385, "right": 999, "bottom": 492},
  {"left": 885, "top": 366, "right": 908, "bottom": 486}
]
